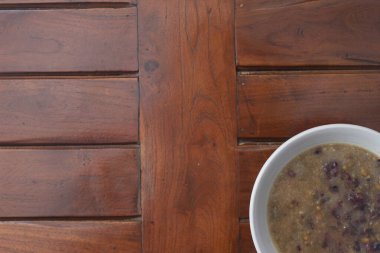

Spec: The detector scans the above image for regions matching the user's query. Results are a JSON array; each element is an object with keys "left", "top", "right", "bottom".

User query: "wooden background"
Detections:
[
  {"left": 236, "top": 0, "right": 380, "bottom": 252},
  {"left": 0, "top": 1, "right": 141, "bottom": 252},
  {"left": 0, "top": 0, "right": 379, "bottom": 252}
]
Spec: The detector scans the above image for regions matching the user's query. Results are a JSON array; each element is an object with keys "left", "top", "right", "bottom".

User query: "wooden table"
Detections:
[{"left": 0, "top": 0, "right": 379, "bottom": 252}]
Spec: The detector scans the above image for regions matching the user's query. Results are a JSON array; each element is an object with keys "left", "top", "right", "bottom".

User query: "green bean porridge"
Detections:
[{"left": 268, "top": 144, "right": 380, "bottom": 253}]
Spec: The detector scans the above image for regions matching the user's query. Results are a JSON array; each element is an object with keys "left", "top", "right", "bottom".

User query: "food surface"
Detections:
[{"left": 268, "top": 144, "right": 380, "bottom": 253}]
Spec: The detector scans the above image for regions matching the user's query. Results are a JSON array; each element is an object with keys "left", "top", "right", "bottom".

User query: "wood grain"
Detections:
[
  {"left": 0, "top": 0, "right": 134, "bottom": 3},
  {"left": 0, "top": 148, "right": 139, "bottom": 217},
  {"left": 238, "top": 73, "right": 380, "bottom": 138},
  {"left": 239, "top": 145, "right": 278, "bottom": 218},
  {"left": 0, "top": 221, "right": 141, "bottom": 253},
  {"left": 239, "top": 222, "right": 256, "bottom": 253},
  {"left": 236, "top": 0, "right": 380, "bottom": 67},
  {"left": 0, "top": 8, "right": 137, "bottom": 72},
  {"left": 139, "top": 0, "right": 238, "bottom": 252},
  {"left": 0, "top": 78, "right": 138, "bottom": 144}
]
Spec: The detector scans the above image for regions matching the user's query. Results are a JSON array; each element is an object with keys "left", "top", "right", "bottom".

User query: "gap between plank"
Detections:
[
  {"left": 239, "top": 218, "right": 249, "bottom": 223},
  {"left": 0, "top": 2, "right": 135, "bottom": 10},
  {"left": 0, "top": 216, "right": 142, "bottom": 222},
  {"left": 238, "top": 66, "right": 380, "bottom": 75},
  {"left": 0, "top": 71, "right": 138, "bottom": 79},
  {"left": 238, "top": 138, "right": 287, "bottom": 146},
  {"left": 0, "top": 143, "right": 139, "bottom": 149}
]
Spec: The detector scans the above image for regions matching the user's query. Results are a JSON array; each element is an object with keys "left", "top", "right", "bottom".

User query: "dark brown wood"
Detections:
[
  {"left": 0, "top": 0, "right": 134, "bottom": 3},
  {"left": 0, "top": 78, "right": 138, "bottom": 144},
  {"left": 139, "top": 0, "right": 238, "bottom": 252},
  {"left": 238, "top": 73, "right": 380, "bottom": 138},
  {"left": 0, "top": 8, "right": 137, "bottom": 72},
  {"left": 239, "top": 222, "right": 256, "bottom": 253},
  {"left": 236, "top": 0, "right": 380, "bottom": 67},
  {"left": 0, "top": 221, "right": 141, "bottom": 253},
  {"left": 239, "top": 145, "right": 278, "bottom": 218},
  {"left": 0, "top": 148, "right": 139, "bottom": 217}
]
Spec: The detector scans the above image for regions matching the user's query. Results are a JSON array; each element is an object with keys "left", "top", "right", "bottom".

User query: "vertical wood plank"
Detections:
[{"left": 139, "top": 0, "right": 238, "bottom": 252}]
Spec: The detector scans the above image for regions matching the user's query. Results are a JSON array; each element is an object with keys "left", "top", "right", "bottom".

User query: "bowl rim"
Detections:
[{"left": 249, "top": 124, "right": 380, "bottom": 253}]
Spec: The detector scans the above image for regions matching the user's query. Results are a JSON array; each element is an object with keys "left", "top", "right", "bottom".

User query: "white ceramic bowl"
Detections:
[{"left": 249, "top": 124, "right": 380, "bottom": 253}]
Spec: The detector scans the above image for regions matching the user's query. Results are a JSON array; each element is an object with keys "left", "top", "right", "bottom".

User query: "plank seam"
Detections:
[
  {"left": 238, "top": 138, "right": 288, "bottom": 145},
  {"left": 0, "top": 216, "right": 142, "bottom": 222},
  {"left": 0, "top": 2, "right": 136, "bottom": 10},
  {"left": 0, "top": 143, "right": 140, "bottom": 148},
  {"left": 0, "top": 71, "right": 139, "bottom": 79},
  {"left": 238, "top": 66, "right": 380, "bottom": 73}
]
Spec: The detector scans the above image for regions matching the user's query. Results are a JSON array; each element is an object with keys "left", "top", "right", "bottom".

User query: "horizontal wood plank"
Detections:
[
  {"left": 0, "top": 221, "right": 141, "bottom": 253},
  {"left": 238, "top": 73, "right": 380, "bottom": 138},
  {"left": 0, "top": 0, "right": 135, "bottom": 3},
  {"left": 0, "top": 148, "right": 139, "bottom": 217},
  {"left": 0, "top": 78, "right": 138, "bottom": 144},
  {"left": 236, "top": 0, "right": 380, "bottom": 67},
  {"left": 239, "top": 145, "right": 278, "bottom": 218},
  {"left": 239, "top": 222, "right": 256, "bottom": 253},
  {"left": 0, "top": 8, "right": 137, "bottom": 72}
]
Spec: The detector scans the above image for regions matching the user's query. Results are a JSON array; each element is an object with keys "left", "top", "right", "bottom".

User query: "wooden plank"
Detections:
[
  {"left": 236, "top": 0, "right": 380, "bottom": 67},
  {"left": 0, "top": 0, "right": 135, "bottom": 3},
  {"left": 238, "top": 73, "right": 380, "bottom": 138},
  {"left": 239, "top": 145, "right": 278, "bottom": 218},
  {"left": 0, "top": 8, "right": 137, "bottom": 72},
  {"left": 0, "top": 148, "right": 139, "bottom": 217},
  {"left": 0, "top": 78, "right": 138, "bottom": 144},
  {"left": 0, "top": 221, "right": 141, "bottom": 253},
  {"left": 139, "top": 0, "right": 238, "bottom": 252},
  {"left": 239, "top": 222, "right": 256, "bottom": 253}
]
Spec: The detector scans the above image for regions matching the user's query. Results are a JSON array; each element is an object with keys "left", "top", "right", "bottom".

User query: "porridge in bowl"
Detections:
[{"left": 268, "top": 144, "right": 380, "bottom": 253}]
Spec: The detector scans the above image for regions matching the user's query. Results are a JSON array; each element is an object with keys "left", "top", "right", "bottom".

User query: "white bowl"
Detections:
[{"left": 249, "top": 124, "right": 380, "bottom": 253}]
